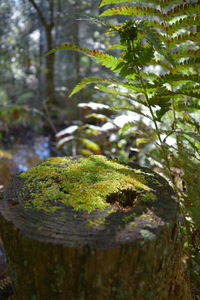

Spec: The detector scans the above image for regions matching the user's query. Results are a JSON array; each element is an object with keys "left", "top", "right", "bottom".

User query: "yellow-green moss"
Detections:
[
  {"left": 140, "top": 192, "right": 157, "bottom": 202},
  {"left": 19, "top": 155, "right": 152, "bottom": 213},
  {"left": 123, "top": 213, "right": 136, "bottom": 223},
  {"left": 87, "top": 216, "right": 108, "bottom": 227}
]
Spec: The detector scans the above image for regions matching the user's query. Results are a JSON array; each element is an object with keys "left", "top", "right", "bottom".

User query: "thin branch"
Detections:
[
  {"left": 28, "top": 0, "right": 47, "bottom": 27},
  {"left": 49, "top": 0, "right": 54, "bottom": 25}
]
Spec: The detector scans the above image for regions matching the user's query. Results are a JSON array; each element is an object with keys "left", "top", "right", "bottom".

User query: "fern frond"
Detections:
[
  {"left": 46, "top": 43, "right": 122, "bottom": 73},
  {"left": 147, "top": 15, "right": 200, "bottom": 35},
  {"left": 69, "top": 78, "right": 111, "bottom": 97},
  {"left": 177, "top": 84, "right": 200, "bottom": 93},
  {"left": 100, "top": 3, "right": 200, "bottom": 20},
  {"left": 126, "top": 71, "right": 157, "bottom": 81},
  {"left": 96, "top": 84, "right": 146, "bottom": 105},
  {"left": 111, "top": 105, "right": 153, "bottom": 120},
  {"left": 100, "top": 0, "right": 136, "bottom": 7},
  {"left": 106, "top": 44, "right": 126, "bottom": 50},
  {"left": 172, "top": 49, "right": 200, "bottom": 61},
  {"left": 100, "top": 6, "right": 162, "bottom": 18},
  {"left": 165, "top": 2, "right": 200, "bottom": 20},
  {"left": 153, "top": 74, "right": 200, "bottom": 86},
  {"left": 163, "top": 32, "right": 200, "bottom": 48},
  {"left": 138, "top": 23, "right": 175, "bottom": 65},
  {"left": 148, "top": 59, "right": 172, "bottom": 72},
  {"left": 153, "top": 0, "right": 189, "bottom": 9},
  {"left": 151, "top": 90, "right": 200, "bottom": 103},
  {"left": 71, "top": 77, "right": 157, "bottom": 97},
  {"left": 166, "top": 16, "right": 200, "bottom": 35},
  {"left": 99, "top": 0, "right": 184, "bottom": 9},
  {"left": 173, "top": 58, "right": 200, "bottom": 72},
  {"left": 70, "top": 77, "right": 156, "bottom": 97},
  {"left": 178, "top": 91, "right": 200, "bottom": 99},
  {"left": 150, "top": 57, "right": 200, "bottom": 73}
]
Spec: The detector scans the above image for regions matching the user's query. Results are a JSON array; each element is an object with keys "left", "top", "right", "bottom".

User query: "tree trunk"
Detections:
[
  {"left": 38, "top": 24, "right": 46, "bottom": 106},
  {"left": 28, "top": 0, "right": 56, "bottom": 106},
  {"left": 45, "top": 23, "right": 55, "bottom": 105},
  {"left": 0, "top": 156, "right": 192, "bottom": 300},
  {"left": 0, "top": 241, "right": 12, "bottom": 299}
]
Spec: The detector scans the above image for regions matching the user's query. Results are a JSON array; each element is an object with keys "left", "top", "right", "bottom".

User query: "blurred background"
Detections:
[{"left": 0, "top": 0, "right": 158, "bottom": 188}]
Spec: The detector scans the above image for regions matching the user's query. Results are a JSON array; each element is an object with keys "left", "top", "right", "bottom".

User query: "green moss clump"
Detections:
[
  {"left": 20, "top": 155, "right": 151, "bottom": 213},
  {"left": 140, "top": 192, "right": 157, "bottom": 202},
  {"left": 87, "top": 216, "right": 108, "bottom": 227},
  {"left": 123, "top": 213, "right": 136, "bottom": 223}
]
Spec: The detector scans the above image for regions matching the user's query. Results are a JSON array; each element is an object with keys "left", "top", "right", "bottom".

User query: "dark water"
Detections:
[{"left": 10, "top": 136, "right": 50, "bottom": 172}]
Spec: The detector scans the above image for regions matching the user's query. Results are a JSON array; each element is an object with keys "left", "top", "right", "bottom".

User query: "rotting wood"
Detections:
[{"left": 0, "top": 155, "right": 192, "bottom": 300}]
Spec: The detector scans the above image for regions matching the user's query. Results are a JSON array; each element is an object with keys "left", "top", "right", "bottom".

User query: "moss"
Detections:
[
  {"left": 123, "top": 213, "right": 136, "bottom": 223},
  {"left": 87, "top": 216, "right": 108, "bottom": 227},
  {"left": 140, "top": 192, "right": 157, "bottom": 202},
  {"left": 19, "top": 155, "right": 152, "bottom": 213},
  {"left": 129, "top": 221, "right": 136, "bottom": 227}
]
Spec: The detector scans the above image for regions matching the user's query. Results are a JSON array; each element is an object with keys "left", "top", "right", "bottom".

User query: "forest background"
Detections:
[{"left": 0, "top": 0, "right": 199, "bottom": 297}]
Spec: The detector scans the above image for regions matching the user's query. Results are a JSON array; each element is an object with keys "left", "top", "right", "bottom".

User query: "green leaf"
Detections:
[
  {"left": 162, "top": 32, "right": 200, "bottom": 48},
  {"left": 99, "top": 0, "right": 184, "bottom": 8},
  {"left": 70, "top": 77, "right": 155, "bottom": 97},
  {"left": 96, "top": 84, "right": 146, "bottom": 105},
  {"left": 111, "top": 105, "right": 153, "bottom": 120},
  {"left": 172, "top": 49, "right": 200, "bottom": 61},
  {"left": 153, "top": 74, "right": 200, "bottom": 86},
  {"left": 156, "top": 102, "right": 171, "bottom": 121},
  {"left": 146, "top": 15, "right": 200, "bottom": 34},
  {"left": 81, "top": 138, "right": 101, "bottom": 154},
  {"left": 184, "top": 132, "right": 200, "bottom": 143},
  {"left": 166, "top": 2, "right": 200, "bottom": 20},
  {"left": 138, "top": 23, "right": 175, "bottom": 66},
  {"left": 46, "top": 43, "right": 122, "bottom": 73},
  {"left": 100, "top": 0, "right": 135, "bottom": 8},
  {"left": 136, "top": 138, "right": 150, "bottom": 147},
  {"left": 85, "top": 113, "right": 108, "bottom": 121},
  {"left": 69, "top": 77, "right": 111, "bottom": 97},
  {"left": 100, "top": 6, "right": 162, "bottom": 18}
]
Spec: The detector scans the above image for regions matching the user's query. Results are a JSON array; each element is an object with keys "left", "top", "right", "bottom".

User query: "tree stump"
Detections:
[
  {"left": 0, "top": 155, "right": 191, "bottom": 300},
  {"left": 0, "top": 241, "right": 13, "bottom": 300}
]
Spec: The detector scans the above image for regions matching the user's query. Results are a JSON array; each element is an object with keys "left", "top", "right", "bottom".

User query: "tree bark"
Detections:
[
  {"left": 0, "top": 241, "right": 12, "bottom": 299},
  {"left": 0, "top": 158, "right": 192, "bottom": 300},
  {"left": 28, "top": 0, "right": 55, "bottom": 106},
  {"left": 72, "top": 1, "right": 80, "bottom": 84},
  {"left": 45, "top": 23, "right": 55, "bottom": 105}
]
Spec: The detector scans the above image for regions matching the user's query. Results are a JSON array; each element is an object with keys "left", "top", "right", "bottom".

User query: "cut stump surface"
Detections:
[{"left": 0, "top": 155, "right": 192, "bottom": 300}]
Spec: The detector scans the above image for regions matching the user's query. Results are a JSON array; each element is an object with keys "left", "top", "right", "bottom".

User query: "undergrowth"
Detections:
[{"left": 47, "top": 0, "right": 200, "bottom": 295}]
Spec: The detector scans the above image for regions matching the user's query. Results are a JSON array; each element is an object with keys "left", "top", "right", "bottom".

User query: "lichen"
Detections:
[
  {"left": 19, "top": 155, "right": 153, "bottom": 213},
  {"left": 140, "top": 229, "right": 156, "bottom": 240}
]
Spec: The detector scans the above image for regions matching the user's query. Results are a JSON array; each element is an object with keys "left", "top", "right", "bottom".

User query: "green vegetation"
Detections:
[
  {"left": 0, "top": 0, "right": 199, "bottom": 296},
  {"left": 47, "top": 0, "right": 200, "bottom": 291},
  {"left": 20, "top": 155, "right": 153, "bottom": 213}
]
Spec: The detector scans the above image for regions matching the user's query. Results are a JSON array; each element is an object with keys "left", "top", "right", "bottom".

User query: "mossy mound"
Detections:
[{"left": 19, "top": 155, "right": 155, "bottom": 213}]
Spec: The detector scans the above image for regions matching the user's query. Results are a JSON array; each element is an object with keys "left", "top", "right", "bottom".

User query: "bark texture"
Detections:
[{"left": 0, "top": 157, "right": 192, "bottom": 300}]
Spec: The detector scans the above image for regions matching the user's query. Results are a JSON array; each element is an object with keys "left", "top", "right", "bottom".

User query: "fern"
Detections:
[
  {"left": 46, "top": 43, "right": 123, "bottom": 73},
  {"left": 163, "top": 32, "right": 200, "bottom": 48},
  {"left": 48, "top": 0, "right": 200, "bottom": 280},
  {"left": 69, "top": 78, "right": 111, "bottom": 97},
  {"left": 99, "top": 0, "right": 184, "bottom": 8},
  {"left": 154, "top": 74, "right": 200, "bottom": 86},
  {"left": 100, "top": 6, "right": 162, "bottom": 18}
]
